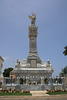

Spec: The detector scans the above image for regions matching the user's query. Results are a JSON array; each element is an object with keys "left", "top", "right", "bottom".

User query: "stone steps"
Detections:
[{"left": 30, "top": 91, "right": 49, "bottom": 96}]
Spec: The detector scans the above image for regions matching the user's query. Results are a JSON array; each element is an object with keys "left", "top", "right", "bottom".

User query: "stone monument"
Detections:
[
  {"left": 13, "top": 13, "right": 54, "bottom": 90},
  {"left": 3, "top": 14, "right": 54, "bottom": 91},
  {"left": 27, "top": 13, "right": 41, "bottom": 65}
]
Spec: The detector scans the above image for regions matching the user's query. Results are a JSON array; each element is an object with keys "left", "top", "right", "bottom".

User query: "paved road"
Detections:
[{"left": 0, "top": 95, "right": 67, "bottom": 100}]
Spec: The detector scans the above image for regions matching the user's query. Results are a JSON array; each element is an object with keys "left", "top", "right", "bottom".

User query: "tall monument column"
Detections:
[
  {"left": 28, "top": 14, "right": 38, "bottom": 53},
  {"left": 27, "top": 13, "right": 41, "bottom": 66}
]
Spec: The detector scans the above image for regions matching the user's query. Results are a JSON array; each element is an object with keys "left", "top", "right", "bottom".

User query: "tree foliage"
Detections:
[
  {"left": 3, "top": 68, "right": 13, "bottom": 77},
  {"left": 59, "top": 66, "right": 67, "bottom": 77},
  {"left": 63, "top": 46, "right": 67, "bottom": 56}
]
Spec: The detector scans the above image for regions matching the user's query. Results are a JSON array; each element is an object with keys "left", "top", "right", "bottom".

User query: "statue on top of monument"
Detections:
[
  {"left": 29, "top": 13, "right": 36, "bottom": 25},
  {"left": 17, "top": 59, "right": 20, "bottom": 64},
  {"left": 15, "top": 59, "right": 20, "bottom": 68}
]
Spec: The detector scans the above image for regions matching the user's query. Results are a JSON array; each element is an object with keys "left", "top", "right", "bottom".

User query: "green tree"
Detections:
[
  {"left": 63, "top": 46, "right": 67, "bottom": 56},
  {"left": 59, "top": 66, "right": 67, "bottom": 77},
  {"left": 3, "top": 68, "right": 13, "bottom": 77}
]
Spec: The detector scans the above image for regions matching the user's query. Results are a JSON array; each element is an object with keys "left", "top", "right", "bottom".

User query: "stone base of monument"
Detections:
[
  {"left": 41, "top": 85, "right": 45, "bottom": 91},
  {"left": 21, "top": 84, "right": 45, "bottom": 91},
  {"left": 2, "top": 83, "right": 66, "bottom": 91},
  {"left": 15, "top": 85, "right": 21, "bottom": 90},
  {"left": 21, "top": 85, "right": 40, "bottom": 91},
  {"left": 2, "top": 84, "right": 7, "bottom": 90}
]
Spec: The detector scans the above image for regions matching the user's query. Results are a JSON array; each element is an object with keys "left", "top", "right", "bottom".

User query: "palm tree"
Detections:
[
  {"left": 63, "top": 46, "right": 67, "bottom": 56},
  {"left": 59, "top": 66, "right": 67, "bottom": 77}
]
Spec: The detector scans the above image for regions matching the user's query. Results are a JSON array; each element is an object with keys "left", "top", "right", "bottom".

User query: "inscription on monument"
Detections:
[{"left": 30, "top": 60, "right": 37, "bottom": 67}]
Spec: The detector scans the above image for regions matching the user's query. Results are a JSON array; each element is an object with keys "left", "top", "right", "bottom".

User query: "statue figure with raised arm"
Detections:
[{"left": 29, "top": 13, "right": 36, "bottom": 25}]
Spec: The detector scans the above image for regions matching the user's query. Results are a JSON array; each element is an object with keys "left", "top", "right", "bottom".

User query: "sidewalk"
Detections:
[{"left": 0, "top": 95, "right": 67, "bottom": 100}]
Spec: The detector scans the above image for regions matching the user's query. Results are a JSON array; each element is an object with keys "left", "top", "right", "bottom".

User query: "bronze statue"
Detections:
[{"left": 29, "top": 13, "right": 36, "bottom": 25}]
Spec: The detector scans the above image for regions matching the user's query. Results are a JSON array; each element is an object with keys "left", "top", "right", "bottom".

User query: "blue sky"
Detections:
[{"left": 0, "top": 0, "right": 67, "bottom": 77}]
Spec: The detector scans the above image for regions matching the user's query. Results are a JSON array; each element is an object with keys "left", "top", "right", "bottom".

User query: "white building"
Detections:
[{"left": 0, "top": 56, "right": 4, "bottom": 86}]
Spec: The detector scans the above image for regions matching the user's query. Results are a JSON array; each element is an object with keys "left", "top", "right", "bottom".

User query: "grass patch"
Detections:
[
  {"left": 47, "top": 92, "right": 67, "bottom": 95},
  {"left": 0, "top": 93, "right": 32, "bottom": 96}
]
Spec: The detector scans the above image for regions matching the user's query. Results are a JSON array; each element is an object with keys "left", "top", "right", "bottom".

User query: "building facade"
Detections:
[{"left": 0, "top": 56, "right": 4, "bottom": 88}]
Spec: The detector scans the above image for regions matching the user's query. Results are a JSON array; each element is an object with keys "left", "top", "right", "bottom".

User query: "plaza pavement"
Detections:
[{"left": 0, "top": 95, "right": 67, "bottom": 100}]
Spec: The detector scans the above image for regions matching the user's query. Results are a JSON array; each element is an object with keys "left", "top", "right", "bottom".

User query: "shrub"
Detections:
[
  {"left": 23, "top": 90, "right": 30, "bottom": 93},
  {"left": 15, "top": 90, "right": 21, "bottom": 93},
  {"left": 47, "top": 89, "right": 67, "bottom": 93},
  {"left": 44, "top": 78, "right": 48, "bottom": 84}
]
